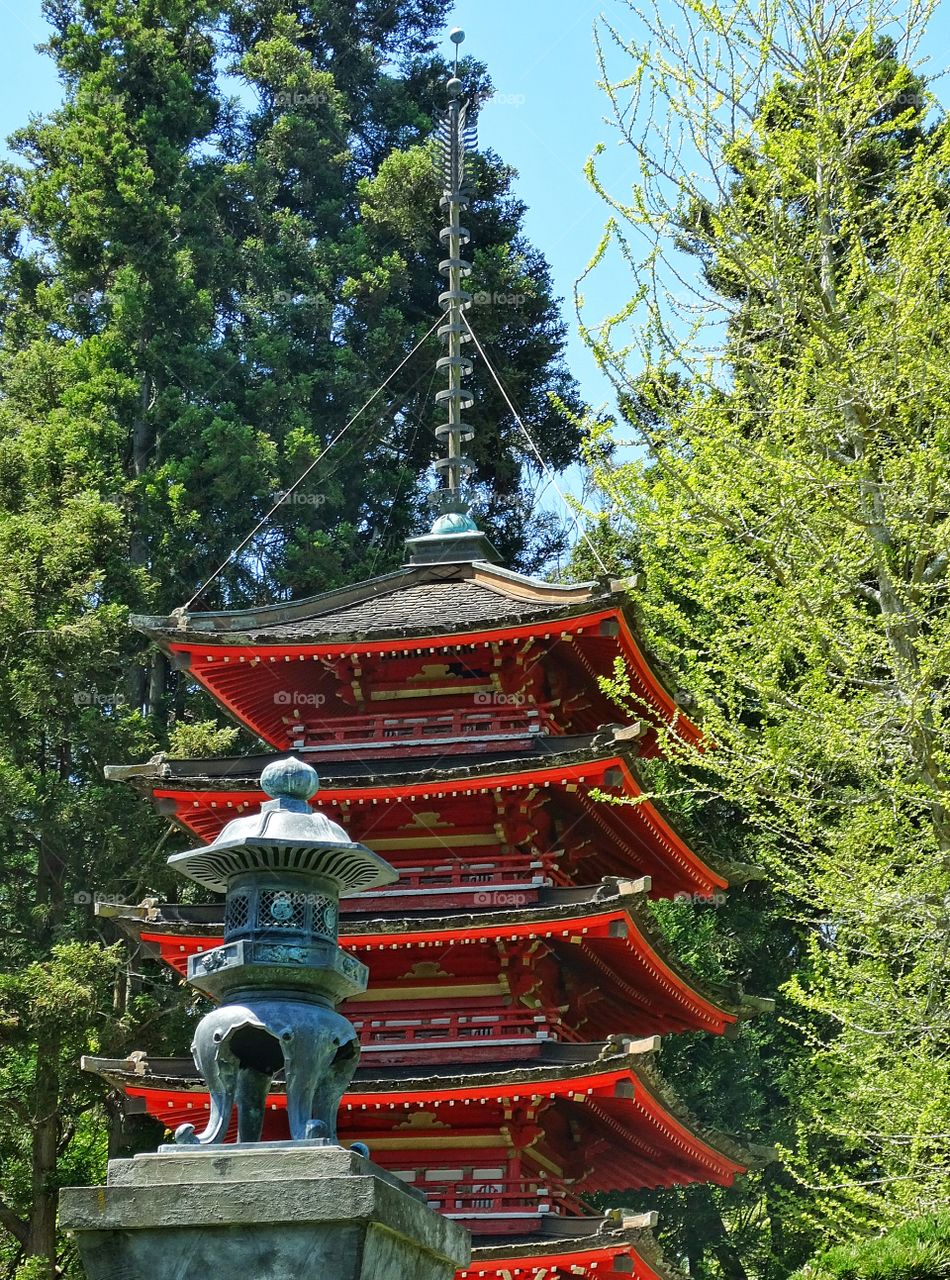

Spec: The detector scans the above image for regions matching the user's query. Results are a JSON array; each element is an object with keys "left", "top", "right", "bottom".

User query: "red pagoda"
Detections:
[{"left": 87, "top": 36, "right": 771, "bottom": 1280}]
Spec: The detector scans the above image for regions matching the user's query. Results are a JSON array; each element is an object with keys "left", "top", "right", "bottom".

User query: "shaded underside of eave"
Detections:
[
  {"left": 153, "top": 602, "right": 704, "bottom": 749},
  {"left": 82, "top": 1045, "right": 770, "bottom": 1178},
  {"left": 99, "top": 884, "right": 771, "bottom": 1026},
  {"left": 88, "top": 1041, "right": 655, "bottom": 1090},
  {"left": 104, "top": 737, "right": 755, "bottom": 893}
]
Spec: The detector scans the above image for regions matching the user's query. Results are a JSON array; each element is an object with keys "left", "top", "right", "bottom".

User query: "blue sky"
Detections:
[
  {"left": 0, "top": 0, "right": 946, "bottom": 529},
  {"left": 446, "top": 0, "right": 620, "bottom": 416},
  {"left": 0, "top": 0, "right": 624, "bottom": 412}
]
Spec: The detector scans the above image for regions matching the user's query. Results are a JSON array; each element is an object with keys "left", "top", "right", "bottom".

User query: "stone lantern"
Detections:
[
  {"left": 169, "top": 756, "right": 395, "bottom": 1145},
  {"left": 61, "top": 758, "right": 470, "bottom": 1280}
]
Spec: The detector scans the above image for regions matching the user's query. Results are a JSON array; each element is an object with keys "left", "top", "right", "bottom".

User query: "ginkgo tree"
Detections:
[{"left": 577, "top": 0, "right": 950, "bottom": 1261}]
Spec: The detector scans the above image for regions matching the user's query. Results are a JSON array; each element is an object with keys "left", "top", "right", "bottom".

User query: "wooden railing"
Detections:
[
  {"left": 351, "top": 1008, "right": 586, "bottom": 1050},
  {"left": 425, "top": 1179, "right": 590, "bottom": 1219},
  {"left": 339, "top": 852, "right": 571, "bottom": 913},
  {"left": 284, "top": 705, "right": 562, "bottom": 753},
  {"left": 382, "top": 852, "right": 571, "bottom": 893}
]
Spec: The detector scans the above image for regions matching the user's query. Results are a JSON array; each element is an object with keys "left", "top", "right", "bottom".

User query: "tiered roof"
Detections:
[
  {"left": 76, "top": 44, "right": 772, "bottom": 1277},
  {"left": 84, "top": 1039, "right": 769, "bottom": 1190},
  {"left": 94, "top": 571, "right": 771, "bottom": 1279},
  {"left": 105, "top": 729, "right": 759, "bottom": 900},
  {"left": 92, "top": 546, "right": 772, "bottom": 1280},
  {"left": 101, "top": 883, "right": 771, "bottom": 1041},
  {"left": 130, "top": 561, "right": 704, "bottom": 756}
]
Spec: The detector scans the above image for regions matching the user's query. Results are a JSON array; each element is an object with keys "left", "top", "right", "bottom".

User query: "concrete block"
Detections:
[{"left": 60, "top": 1143, "right": 470, "bottom": 1280}]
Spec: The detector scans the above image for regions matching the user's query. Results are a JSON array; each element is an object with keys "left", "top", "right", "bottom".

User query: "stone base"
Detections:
[{"left": 60, "top": 1144, "right": 471, "bottom": 1280}]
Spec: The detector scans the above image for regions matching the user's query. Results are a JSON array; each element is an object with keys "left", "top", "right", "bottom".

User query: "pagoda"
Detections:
[{"left": 87, "top": 32, "right": 772, "bottom": 1280}]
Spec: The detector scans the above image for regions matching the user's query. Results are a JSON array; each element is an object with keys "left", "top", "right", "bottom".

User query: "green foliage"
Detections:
[
  {"left": 579, "top": 0, "right": 950, "bottom": 1273},
  {"left": 0, "top": 0, "right": 582, "bottom": 1272},
  {"left": 792, "top": 1214, "right": 950, "bottom": 1280},
  {"left": 166, "top": 720, "right": 241, "bottom": 759}
]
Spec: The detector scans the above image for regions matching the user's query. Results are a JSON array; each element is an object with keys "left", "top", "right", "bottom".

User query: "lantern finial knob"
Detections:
[{"left": 260, "top": 756, "right": 319, "bottom": 803}]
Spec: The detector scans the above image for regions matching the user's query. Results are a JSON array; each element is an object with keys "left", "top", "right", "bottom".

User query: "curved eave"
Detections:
[
  {"left": 99, "top": 881, "right": 771, "bottom": 1034},
  {"left": 132, "top": 562, "right": 607, "bottom": 640},
  {"left": 82, "top": 1043, "right": 770, "bottom": 1190},
  {"left": 130, "top": 562, "right": 701, "bottom": 753},
  {"left": 167, "top": 607, "right": 702, "bottom": 750},
  {"left": 468, "top": 1214, "right": 674, "bottom": 1280},
  {"left": 108, "top": 740, "right": 745, "bottom": 899}
]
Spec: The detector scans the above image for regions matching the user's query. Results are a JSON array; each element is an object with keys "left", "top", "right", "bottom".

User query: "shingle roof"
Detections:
[
  {"left": 132, "top": 562, "right": 618, "bottom": 647},
  {"left": 97, "top": 879, "right": 774, "bottom": 1025},
  {"left": 103, "top": 730, "right": 636, "bottom": 791},
  {"left": 269, "top": 579, "right": 560, "bottom": 638},
  {"left": 82, "top": 1040, "right": 773, "bottom": 1175}
]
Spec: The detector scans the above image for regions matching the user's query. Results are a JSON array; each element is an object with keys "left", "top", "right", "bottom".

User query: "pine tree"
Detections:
[{"left": 0, "top": 2, "right": 582, "bottom": 1273}]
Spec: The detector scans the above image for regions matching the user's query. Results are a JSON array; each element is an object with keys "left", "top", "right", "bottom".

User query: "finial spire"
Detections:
[
  {"left": 431, "top": 28, "right": 477, "bottom": 529},
  {"left": 405, "top": 30, "right": 500, "bottom": 565}
]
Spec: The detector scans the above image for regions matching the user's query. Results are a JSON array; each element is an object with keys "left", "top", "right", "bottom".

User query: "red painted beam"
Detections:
[
  {"left": 121, "top": 1065, "right": 746, "bottom": 1189},
  {"left": 168, "top": 607, "right": 703, "bottom": 752}
]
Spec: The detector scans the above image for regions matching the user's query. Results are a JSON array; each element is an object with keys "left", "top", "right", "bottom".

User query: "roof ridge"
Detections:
[{"left": 131, "top": 561, "right": 476, "bottom": 636}]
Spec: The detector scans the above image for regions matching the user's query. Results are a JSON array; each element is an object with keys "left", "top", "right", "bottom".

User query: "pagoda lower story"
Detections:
[{"left": 94, "top": 555, "right": 772, "bottom": 1280}]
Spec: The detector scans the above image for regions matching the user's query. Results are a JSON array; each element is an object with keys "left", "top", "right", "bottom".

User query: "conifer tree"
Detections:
[{"left": 0, "top": 2, "right": 581, "bottom": 1273}]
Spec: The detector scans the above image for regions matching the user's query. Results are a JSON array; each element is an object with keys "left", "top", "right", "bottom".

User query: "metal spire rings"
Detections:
[{"left": 432, "top": 28, "right": 478, "bottom": 527}]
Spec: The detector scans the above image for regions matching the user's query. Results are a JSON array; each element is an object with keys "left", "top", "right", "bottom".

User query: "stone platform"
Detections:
[{"left": 60, "top": 1142, "right": 471, "bottom": 1280}]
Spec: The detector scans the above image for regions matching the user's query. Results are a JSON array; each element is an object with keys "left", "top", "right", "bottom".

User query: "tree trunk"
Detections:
[
  {"left": 27, "top": 1032, "right": 61, "bottom": 1267},
  {"left": 699, "top": 1188, "right": 749, "bottom": 1280},
  {"left": 147, "top": 650, "right": 169, "bottom": 722}
]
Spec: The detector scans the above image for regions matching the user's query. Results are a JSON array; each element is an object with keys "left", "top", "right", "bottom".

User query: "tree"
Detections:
[
  {"left": 791, "top": 1212, "right": 950, "bottom": 1280},
  {"left": 0, "top": 1, "right": 582, "bottom": 1272},
  {"left": 577, "top": 0, "right": 950, "bottom": 1267},
  {"left": 594, "top": 761, "right": 814, "bottom": 1280}
]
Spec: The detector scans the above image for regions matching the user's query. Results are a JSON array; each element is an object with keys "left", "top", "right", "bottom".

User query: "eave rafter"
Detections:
[
  {"left": 133, "top": 559, "right": 702, "bottom": 755},
  {"left": 463, "top": 1208, "right": 675, "bottom": 1280},
  {"left": 109, "top": 737, "right": 746, "bottom": 900},
  {"left": 81, "top": 1043, "right": 769, "bottom": 1193},
  {"left": 100, "top": 882, "right": 771, "bottom": 1039}
]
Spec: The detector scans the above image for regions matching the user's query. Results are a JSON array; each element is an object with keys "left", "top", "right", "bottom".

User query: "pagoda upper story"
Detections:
[
  {"left": 107, "top": 728, "right": 757, "bottom": 902},
  {"left": 133, "top": 560, "right": 703, "bottom": 760}
]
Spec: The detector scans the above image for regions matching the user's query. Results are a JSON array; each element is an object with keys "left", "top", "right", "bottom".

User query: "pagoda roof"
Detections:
[
  {"left": 134, "top": 562, "right": 632, "bottom": 647},
  {"left": 106, "top": 728, "right": 645, "bottom": 790},
  {"left": 105, "top": 729, "right": 758, "bottom": 898},
  {"left": 98, "top": 879, "right": 772, "bottom": 1037},
  {"left": 465, "top": 1211, "right": 673, "bottom": 1280},
  {"left": 130, "top": 562, "right": 703, "bottom": 753},
  {"left": 83, "top": 1039, "right": 772, "bottom": 1191}
]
